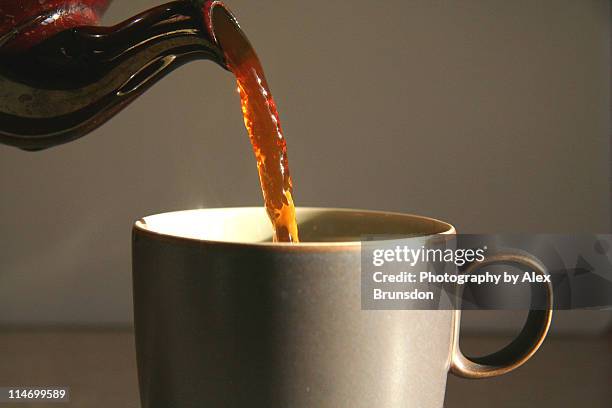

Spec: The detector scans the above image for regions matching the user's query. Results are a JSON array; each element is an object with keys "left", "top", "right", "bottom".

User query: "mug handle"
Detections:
[{"left": 450, "top": 251, "right": 554, "bottom": 379}]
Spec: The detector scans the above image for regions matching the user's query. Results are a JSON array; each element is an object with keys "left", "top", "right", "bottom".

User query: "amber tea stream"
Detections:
[{"left": 208, "top": 4, "right": 299, "bottom": 242}]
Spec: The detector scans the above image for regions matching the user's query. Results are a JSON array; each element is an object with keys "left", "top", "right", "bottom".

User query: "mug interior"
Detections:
[{"left": 134, "top": 207, "right": 454, "bottom": 246}]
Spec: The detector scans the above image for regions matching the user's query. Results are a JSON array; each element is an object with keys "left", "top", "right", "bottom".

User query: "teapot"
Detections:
[{"left": 0, "top": 0, "right": 237, "bottom": 150}]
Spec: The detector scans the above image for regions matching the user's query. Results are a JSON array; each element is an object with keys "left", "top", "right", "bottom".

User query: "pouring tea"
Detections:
[{"left": 0, "top": 0, "right": 299, "bottom": 241}]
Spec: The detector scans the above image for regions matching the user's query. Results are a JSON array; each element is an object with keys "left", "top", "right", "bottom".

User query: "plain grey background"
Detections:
[{"left": 0, "top": 0, "right": 609, "bottom": 333}]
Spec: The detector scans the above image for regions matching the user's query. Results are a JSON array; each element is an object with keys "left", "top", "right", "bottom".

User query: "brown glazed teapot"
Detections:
[{"left": 0, "top": 0, "right": 235, "bottom": 150}]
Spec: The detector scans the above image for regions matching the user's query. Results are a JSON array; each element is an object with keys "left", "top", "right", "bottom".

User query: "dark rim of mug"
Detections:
[{"left": 133, "top": 207, "right": 456, "bottom": 252}]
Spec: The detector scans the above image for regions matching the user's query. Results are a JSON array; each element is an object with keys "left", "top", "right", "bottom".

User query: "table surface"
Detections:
[{"left": 0, "top": 329, "right": 610, "bottom": 408}]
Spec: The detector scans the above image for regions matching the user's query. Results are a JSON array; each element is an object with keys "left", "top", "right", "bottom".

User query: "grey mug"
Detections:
[{"left": 132, "top": 207, "right": 553, "bottom": 408}]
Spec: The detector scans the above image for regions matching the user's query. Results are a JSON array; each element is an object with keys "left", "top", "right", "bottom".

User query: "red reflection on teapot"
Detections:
[{"left": 0, "top": 0, "right": 111, "bottom": 52}]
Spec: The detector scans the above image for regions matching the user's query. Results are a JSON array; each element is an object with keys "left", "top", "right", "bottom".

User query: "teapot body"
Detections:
[
  {"left": 0, "top": 1, "right": 227, "bottom": 150},
  {"left": 0, "top": 0, "right": 112, "bottom": 52}
]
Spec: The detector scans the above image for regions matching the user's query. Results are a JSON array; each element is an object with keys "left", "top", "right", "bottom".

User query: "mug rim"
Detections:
[{"left": 133, "top": 206, "right": 456, "bottom": 251}]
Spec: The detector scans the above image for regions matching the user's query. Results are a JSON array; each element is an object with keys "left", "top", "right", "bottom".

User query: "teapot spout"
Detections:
[{"left": 0, "top": 0, "right": 237, "bottom": 150}]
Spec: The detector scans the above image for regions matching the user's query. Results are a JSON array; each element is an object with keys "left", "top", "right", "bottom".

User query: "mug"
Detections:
[{"left": 132, "top": 207, "right": 553, "bottom": 408}]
